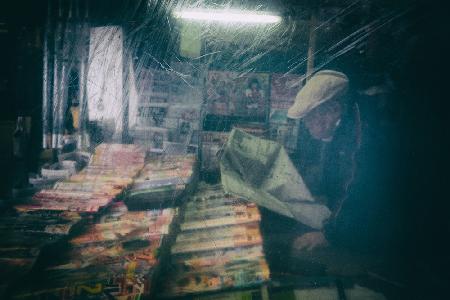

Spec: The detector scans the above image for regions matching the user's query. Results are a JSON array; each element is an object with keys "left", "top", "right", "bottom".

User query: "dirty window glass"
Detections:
[{"left": 1, "top": 0, "right": 440, "bottom": 299}]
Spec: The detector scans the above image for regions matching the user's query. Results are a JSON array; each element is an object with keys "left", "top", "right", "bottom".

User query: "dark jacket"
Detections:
[
  {"left": 260, "top": 102, "right": 361, "bottom": 272},
  {"left": 296, "top": 102, "right": 361, "bottom": 224}
]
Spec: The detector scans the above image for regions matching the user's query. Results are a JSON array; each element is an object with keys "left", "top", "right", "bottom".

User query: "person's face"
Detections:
[{"left": 303, "top": 100, "right": 342, "bottom": 141}]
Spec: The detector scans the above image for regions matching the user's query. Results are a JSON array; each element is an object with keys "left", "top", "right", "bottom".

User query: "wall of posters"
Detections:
[
  {"left": 129, "top": 63, "right": 204, "bottom": 151},
  {"left": 130, "top": 67, "right": 305, "bottom": 154}
]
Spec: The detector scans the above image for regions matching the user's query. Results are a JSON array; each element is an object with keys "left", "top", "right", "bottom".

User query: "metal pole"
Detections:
[{"left": 306, "top": 10, "right": 318, "bottom": 80}]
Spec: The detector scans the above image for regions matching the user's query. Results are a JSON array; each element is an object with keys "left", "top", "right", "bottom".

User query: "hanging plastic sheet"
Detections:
[
  {"left": 42, "top": 1, "right": 90, "bottom": 149},
  {"left": 86, "top": 26, "right": 124, "bottom": 139},
  {"left": 220, "top": 129, "right": 331, "bottom": 229}
]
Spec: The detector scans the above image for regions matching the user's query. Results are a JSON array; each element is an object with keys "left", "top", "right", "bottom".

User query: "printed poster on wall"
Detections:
[
  {"left": 206, "top": 71, "right": 269, "bottom": 119},
  {"left": 270, "top": 73, "right": 304, "bottom": 110},
  {"left": 269, "top": 73, "right": 304, "bottom": 152}
]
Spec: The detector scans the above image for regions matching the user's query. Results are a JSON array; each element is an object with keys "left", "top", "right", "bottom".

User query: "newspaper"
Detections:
[{"left": 220, "top": 129, "right": 331, "bottom": 230}]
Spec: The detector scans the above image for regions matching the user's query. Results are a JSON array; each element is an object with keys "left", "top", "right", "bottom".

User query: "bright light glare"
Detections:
[{"left": 174, "top": 9, "right": 281, "bottom": 24}]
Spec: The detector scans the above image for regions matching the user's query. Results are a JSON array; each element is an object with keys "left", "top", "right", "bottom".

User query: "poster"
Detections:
[
  {"left": 269, "top": 73, "right": 303, "bottom": 152},
  {"left": 270, "top": 73, "right": 304, "bottom": 110},
  {"left": 206, "top": 71, "right": 269, "bottom": 118}
]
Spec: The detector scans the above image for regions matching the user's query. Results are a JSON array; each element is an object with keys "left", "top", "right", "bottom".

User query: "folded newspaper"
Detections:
[{"left": 220, "top": 129, "right": 331, "bottom": 230}]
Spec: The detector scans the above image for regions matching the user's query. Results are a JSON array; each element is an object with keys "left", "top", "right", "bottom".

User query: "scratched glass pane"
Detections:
[{"left": 2, "top": 0, "right": 437, "bottom": 298}]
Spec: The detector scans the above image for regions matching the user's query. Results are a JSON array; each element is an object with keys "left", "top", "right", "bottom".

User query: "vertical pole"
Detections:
[
  {"left": 306, "top": 10, "right": 318, "bottom": 80},
  {"left": 42, "top": 0, "right": 51, "bottom": 148},
  {"left": 293, "top": 8, "right": 319, "bottom": 153}
]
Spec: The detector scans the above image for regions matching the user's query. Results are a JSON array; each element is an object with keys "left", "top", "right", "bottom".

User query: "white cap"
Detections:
[{"left": 287, "top": 70, "right": 349, "bottom": 119}]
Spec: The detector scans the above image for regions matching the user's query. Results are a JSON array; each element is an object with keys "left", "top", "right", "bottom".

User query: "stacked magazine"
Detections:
[
  {"left": 12, "top": 202, "right": 177, "bottom": 299},
  {"left": 2, "top": 144, "right": 145, "bottom": 297},
  {"left": 163, "top": 184, "right": 270, "bottom": 297},
  {"left": 0, "top": 210, "right": 82, "bottom": 296},
  {"left": 127, "top": 154, "right": 196, "bottom": 208},
  {"left": 16, "top": 144, "right": 145, "bottom": 213}
]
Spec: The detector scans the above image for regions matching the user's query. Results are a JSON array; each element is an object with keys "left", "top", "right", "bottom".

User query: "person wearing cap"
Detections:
[{"left": 286, "top": 70, "right": 362, "bottom": 251}]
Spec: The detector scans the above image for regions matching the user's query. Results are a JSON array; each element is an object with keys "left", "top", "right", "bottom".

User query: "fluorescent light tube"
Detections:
[{"left": 174, "top": 9, "right": 281, "bottom": 24}]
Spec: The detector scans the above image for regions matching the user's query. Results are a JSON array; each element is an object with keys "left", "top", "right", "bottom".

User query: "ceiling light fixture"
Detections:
[{"left": 173, "top": 9, "right": 281, "bottom": 24}]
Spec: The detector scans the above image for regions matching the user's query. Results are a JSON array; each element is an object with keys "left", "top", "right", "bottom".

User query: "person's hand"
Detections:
[{"left": 293, "top": 231, "right": 329, "bottom": 251}]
